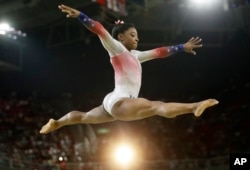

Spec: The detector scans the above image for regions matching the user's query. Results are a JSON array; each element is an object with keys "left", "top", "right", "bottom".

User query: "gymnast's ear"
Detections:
[{"left": 118, "top": 33, "right": 124, "bottom": 41}]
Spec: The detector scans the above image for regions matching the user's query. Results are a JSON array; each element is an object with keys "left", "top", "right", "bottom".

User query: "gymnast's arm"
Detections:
[
  {"left": 136, "top": 37, "right": 202, "bottom": 63},
  {"left": 58, "top": 4, "right": 126, "bottom": 56}
]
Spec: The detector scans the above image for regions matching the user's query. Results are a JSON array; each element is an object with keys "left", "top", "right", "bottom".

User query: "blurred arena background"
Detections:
[{"left": 0, "top": 0, "right": 249, "bottom": 169}]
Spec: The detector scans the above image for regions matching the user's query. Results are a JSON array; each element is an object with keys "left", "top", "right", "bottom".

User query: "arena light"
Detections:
[
  {"left": 0, "top": 23, "right": 14, "bottom": 32},
  {"left": 189, "top": 0, "right": 217, "bottom": 6},
  {"left": 0, "top": 22, "right": 26, "bottom": 39},
  {"left": 113, "top": 144, "right": 136, "bottom": 166},
  {"left": 187, "top": 0, "right": 221, "bottom": 9},
  {"left": 0, "top": 30, "right": 6, "bottom": 35}
]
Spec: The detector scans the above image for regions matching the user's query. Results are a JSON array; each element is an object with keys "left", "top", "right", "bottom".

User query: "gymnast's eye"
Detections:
[{"left": 130, "top": 33, "right": 137, "bottom": 37}]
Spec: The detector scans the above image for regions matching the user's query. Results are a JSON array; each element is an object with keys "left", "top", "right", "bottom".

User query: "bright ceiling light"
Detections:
[
  {"left": 113, "top": 144, "right": 135, "bottom": 166},
  {"left": 0, "top": 30, "right": 6, "bottom": 35},
  {"left": 0, "top": 22, "right": 26, "bottom": 39},
  {"left": 0, "top": 23, "right": 14, "bottom": 31},
  {"left": 189, "top": 0, "right": 218, "bottom": 6}
]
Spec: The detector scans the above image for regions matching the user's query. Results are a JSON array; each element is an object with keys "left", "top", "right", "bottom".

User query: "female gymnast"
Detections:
[{"left": 40, "top": 4, "right": 218, "bottom": 134}]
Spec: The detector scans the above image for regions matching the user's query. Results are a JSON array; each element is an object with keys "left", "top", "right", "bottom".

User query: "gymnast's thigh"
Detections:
[
  {"left": 86, "top": 105, "right": 115, "bottom": 123},
  {"left": 111, "top": 97, "right": 156, "bottom": 121}
]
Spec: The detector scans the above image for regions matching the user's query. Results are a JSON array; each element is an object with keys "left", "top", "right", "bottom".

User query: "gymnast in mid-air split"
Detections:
[{"left": 40, "top": 4, "right": 218, "bottom": 134}]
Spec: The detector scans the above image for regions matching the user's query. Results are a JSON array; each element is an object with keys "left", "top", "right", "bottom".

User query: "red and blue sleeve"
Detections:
[
  {"left": 77, "top": 12, "right": 127, "bottom": 55},
  {"left": 137, "top": 44, "right": 184, "bottom": 63},
  {"left": 153, "top": 44, "right": 184, "bottom": 58},
  {"left": 78, "top": 12, "right": 107, "bottom": 37}
]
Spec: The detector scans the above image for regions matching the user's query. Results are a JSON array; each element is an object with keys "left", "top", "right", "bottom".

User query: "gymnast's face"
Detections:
[{"left": 118, "top": 27, "right": 139, "bottom": 51}]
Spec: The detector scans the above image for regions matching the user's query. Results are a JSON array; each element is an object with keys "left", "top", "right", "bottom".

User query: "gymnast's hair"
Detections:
[{"left": 101, "top": 9, "right": 135, "bottom": 40}]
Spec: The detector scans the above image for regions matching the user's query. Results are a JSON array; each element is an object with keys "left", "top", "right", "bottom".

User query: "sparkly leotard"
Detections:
[{"left": 78, "top": 12, "right": 184, "bottom": 114}]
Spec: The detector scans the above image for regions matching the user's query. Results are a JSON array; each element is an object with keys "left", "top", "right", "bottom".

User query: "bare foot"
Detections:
[
  {"left": 40, "top": 119, "right": 58, "bottom": 134},
  {"left": 194, "top": 99, "right": 219, "bottom": 117}
]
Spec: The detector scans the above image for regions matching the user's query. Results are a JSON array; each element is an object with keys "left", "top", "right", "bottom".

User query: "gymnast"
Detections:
[{"left": 40, "top": 4, "right": 218, "bottom": 134}]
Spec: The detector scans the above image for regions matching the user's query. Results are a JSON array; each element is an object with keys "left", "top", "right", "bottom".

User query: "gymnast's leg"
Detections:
[
  {"left": 40, "top": 105, "right": 115, "bottom": 134},
  {"left": 111, "top": 98, "right": 219, "bottom": 121}
]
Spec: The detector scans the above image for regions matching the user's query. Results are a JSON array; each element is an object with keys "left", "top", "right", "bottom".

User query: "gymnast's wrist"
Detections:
[
  {"left": 78, "top": 12, "right": 85, "bottom": 20},
  {"left": 177, "top": 44, "right": 184, "bottom": 51}
]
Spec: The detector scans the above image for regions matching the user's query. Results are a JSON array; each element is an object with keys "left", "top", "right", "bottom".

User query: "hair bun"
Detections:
[{"left": 115, "top": 20, "right": 124, "bottom": 25}]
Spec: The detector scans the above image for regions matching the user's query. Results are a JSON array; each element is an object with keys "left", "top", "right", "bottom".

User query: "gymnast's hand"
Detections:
[
  {"left": 58, "top": 4, "right": 80, "bottom": 18},
  {"left": 183, "top": 37, "right": 203, "bottom": 55}
]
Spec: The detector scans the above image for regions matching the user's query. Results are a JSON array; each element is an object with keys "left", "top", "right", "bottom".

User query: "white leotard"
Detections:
[{"left": 78, "top": 12, "right": 184, "bottom": 114}]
